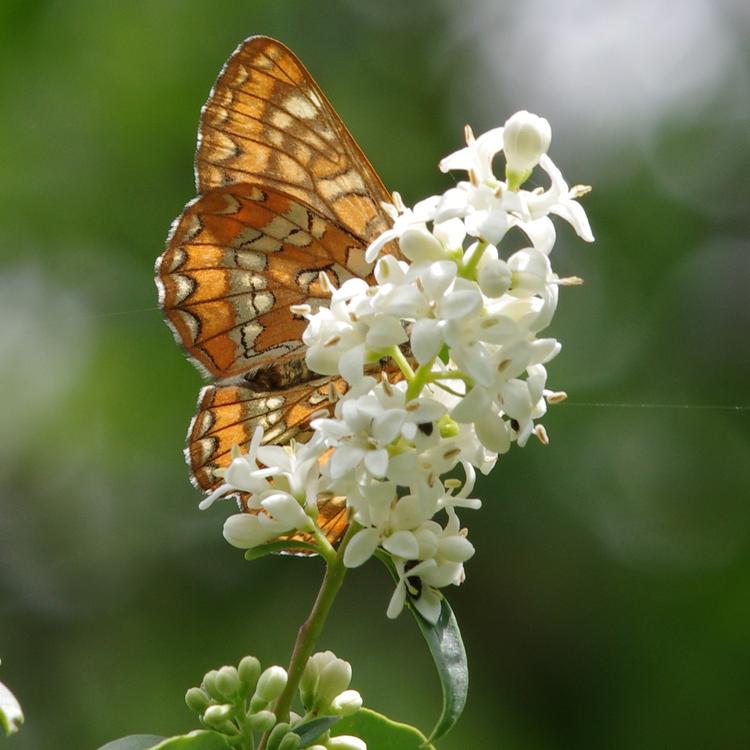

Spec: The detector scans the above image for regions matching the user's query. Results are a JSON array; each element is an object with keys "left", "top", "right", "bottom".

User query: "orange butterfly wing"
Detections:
[
  {"left": 187, "top": 378, "right": 349, "bottom": 547},
  {"left": 157, "top": 36, "right": 399, "bottom": 546},
  {"left": 195, "top": 35, "right": 393, "bottom": 244},
  {"left": 187, "top": 377, "right": 347, "bottom": 492},
  {"left": 156, "top": 183, "right": 373, "bottom": 380}
]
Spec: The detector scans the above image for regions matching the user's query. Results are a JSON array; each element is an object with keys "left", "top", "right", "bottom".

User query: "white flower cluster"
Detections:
[{"left": 202, "top": 112, "right": 593, "bottom": 624}]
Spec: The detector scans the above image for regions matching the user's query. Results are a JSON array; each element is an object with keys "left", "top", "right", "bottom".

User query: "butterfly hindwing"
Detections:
[
  {"left": 156, "top": 183, "right": 374, "bottom": 379},
  {"left": 187, "top": 377, "right": 347, "bottom": 492},
  {"left": 196, "top": 35, "right": 393, "bottom": 246}
]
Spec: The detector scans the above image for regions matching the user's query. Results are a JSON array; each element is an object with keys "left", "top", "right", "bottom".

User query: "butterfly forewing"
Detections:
[{"left": 196, "top": 35, "right": 394, "bottom": 246}]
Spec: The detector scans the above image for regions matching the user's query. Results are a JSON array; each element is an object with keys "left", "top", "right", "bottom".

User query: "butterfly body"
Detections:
[{"left": 156, "top": 36, "right": 398, "bottom": 544}]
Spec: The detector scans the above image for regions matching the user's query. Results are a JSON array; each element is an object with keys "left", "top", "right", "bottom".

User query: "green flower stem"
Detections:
[
  {"left": 460, "top": 239, "right": 488, "bottom": 279},
  {"left": 427, "top": 370, "right": 473, "bottom": 386},
  {"left": 388, "top": 346, "right": 415, "bottom": 381},
  {"left": 406, "top": 359, "right": 436, "bottom": 401},
  {"left": 259, "top": 523, "right": 360, "bottom": 749},
  {"left": 234, "top": 709, "right": 256, "bottom": 750}
]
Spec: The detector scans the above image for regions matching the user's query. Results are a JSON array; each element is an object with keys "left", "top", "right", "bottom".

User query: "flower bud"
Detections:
[
  {"left": 279, "top": 732, "right": 301, "bottom": 750},
  {"left": 185, "top": 687, "right": 211, "bottom": 714},
  {"left": 477, "top": 257, "right": 511, "bottom": 298},
  {"left": 203, "top": 703, "right": 234, "bottom": 726},
  {"left": 249, "top": 694, "right": 270, "bottom": 713},
  {"left": 247, "top": 709, "right": 277, "bottom": 732},
  {"left": 300, "top": 651, "right": 332, "bottom": 708},
  {"left": 331, "top": 689, "right": 363, "bottom": 717},
  {"left": 255, "top": 665, "right": 288, "bottom": 703},
  {"left": 266, "top": 722, "right": 291, "bottom": 750},
  {"left": 216, "top": 665, "right": 241, "bottom": 698},
  {"left": 399, "top": 226, "right": 445, "bottom": 262},
  {"left": 238, "top": 655, "right": 261, "bottom": 690},
  {"left": 201, "top": 670, "right": 223, "bottom": 701},
  {"left": 328, "top": 736, "right": 367, "bottom": 750},
  {"left": 261, "top": 492, "right": 310, "bottom": 530},
  {"left": 316, "top": 658, "right": 352, "bottom": 707},
  {"left": 503, "top": 110, "right": 551, "bottom": 189}
]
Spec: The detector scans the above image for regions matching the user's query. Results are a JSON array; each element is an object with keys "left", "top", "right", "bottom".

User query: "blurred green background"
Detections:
[{"left": 2, "top": 1, "right": 750, "bottom": 748}]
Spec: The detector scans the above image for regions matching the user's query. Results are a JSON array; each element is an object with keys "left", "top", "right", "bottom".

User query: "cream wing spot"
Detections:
[
  {"left": 263, "top": 215, "right": 298, "bottom": 240},
  {"left": 252, "top": 291, "right": 274, "bottom": 314},
  {"left": 231, "top": 271, "right": 267, "bottom": 293},
  {"left": 240, "top": 321, "right": 263, "bottom": 350},
  {"left": 165, "top": 247, "right": 187, "bottom": 273},
  {"left": 217, "top": 192, "right": 242, "bottom": 215},
  {"left": 317, "top": 169, "right": 366, "bottom": 202},
  {"left": 234, "top": 249, "right": 267, "bottom": 271},
  {"left": 172, "top": 274, "right": 197, "bottom": 304},
  {"left": 174, "top": 310, "right": 201, "bottom": 343},
  {"left": 309, "top": 214, "right": 328, "bottom": 240},
  {"left": 344, "top": 248, "right": 372, "bottom": 279},
  {"left": 285, "top": 229, "right": 312, "bottom": 247},
  {"left": 209, "top": 130, "right": 241, "bottom": 162},
  {"left": 247, "top": 235, "right": 282, "bottom": 253},
  {"left": 308, "top": 90, "right": 322, "bottom": 108},
  {"left": 284, "top": 201, "right": 312, "bottom": 229},
  {"left": 181, "top": 214, "right": 203, "bottom": 244},
  {"left": 229, "top": 63, "right": 250, "bottom": 87},
  {"left": 271, "top": 109, "right": 294, "bottom": 130},
  {"left": 284, "top": 94, "right": 318, "bottom": 120},
  {"left": 297, "top": 269, "right": 320, "bottom": 291}
]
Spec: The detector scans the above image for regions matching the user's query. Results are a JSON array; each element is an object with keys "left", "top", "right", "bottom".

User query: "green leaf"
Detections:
[
  {"left": 98, "top": 732, "right": 232, "bottom": 750},
  {"left": 293, "top": 715, "right": 340, "bottom": 744},
  {"left": 332, "top": 708, "right": 435, "bottom": 750},
  {"left": 244, "top": 539, "right": 319, "bottom": 560},
  {"left": 150, "top": 731, "right": 234, "bottom": 749},
  {"left": 375, "top": 551, "right": 468, "bottom": 744},
  {"left": 97, "top": 737, "right": 166, "bottom": 750},
  {"left": 0, "top": 680, "right": 24, "bottom": 736}
]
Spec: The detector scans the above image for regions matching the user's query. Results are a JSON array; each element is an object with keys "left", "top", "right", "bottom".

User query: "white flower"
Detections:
[
  {"left": 436, "top": 119, "right": 592, "bottom": 249},
  {"left": 314, "top": 380, "right": 446, "bottom": 485},
  {"left": 386, "top": 557, "right": 440, "bottom": 622},
  {"left": 439, "top": 125, "right": 504, "bottom": 185},
  {"left": 502, "top": 110, "right": 551, "bottom": 185},
  {"left": 522, "top": 155, "right": 594, "bottom": 244},
  {"left": 384, "top": 511, "right": 475, "bottom": 624},
  {"left": 198, "top": 426, "right": 273, "bottom": 510},
  {"left": 211, "top": 114, "right": 594, "bottom": 618},
  {"left": 327, "top": 737, "right": 367, "bottom": 750},
  {"left": 223, "top": 510, "right": 291, "bottom": 549},
  {"left": 365, "top": 193, "right": 440, "bottom": 263},
  {"left": 199, "top": 427, "right": 326, "bottom": 549}
]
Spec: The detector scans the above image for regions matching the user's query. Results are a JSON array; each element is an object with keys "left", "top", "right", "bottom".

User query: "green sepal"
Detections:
[
  {"left": 0, "top": 679, "right": 24, "bottom": 736},
  {"left": 375, "top": 551, "right": 468, "bottom": 744},
  {"left": 244, "top": 539, "right": 319, "bottom": 560},
  {"left": 292, "top": 715, "right": 340, "bottom": 744},
  {"left": 438, "top": 344, "right": 451, "bottom": 365},
  {"left": 332, "top": 708, "right": 435, "bottom": 749},
  {"left": 96, "top": 736, "right": 166, "bottom": 750}
]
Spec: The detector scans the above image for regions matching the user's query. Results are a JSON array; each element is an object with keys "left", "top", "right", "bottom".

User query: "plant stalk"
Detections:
[{"left": 258, "top": 524, "right": 358, "bottom": 748}]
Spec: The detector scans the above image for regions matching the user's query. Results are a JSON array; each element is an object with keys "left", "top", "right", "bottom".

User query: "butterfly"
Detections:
[{"left": 155, "top": 36, "right": 400, "bottom": 545}]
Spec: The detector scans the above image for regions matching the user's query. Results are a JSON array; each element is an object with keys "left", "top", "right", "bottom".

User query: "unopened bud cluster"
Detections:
[
  {"left": 185, "top": 652, "right": 365, "bottom": 749},
  {"left": 201, "top": 112, "right": 593, "bottom": 623}
]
